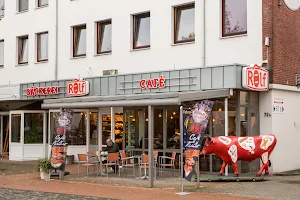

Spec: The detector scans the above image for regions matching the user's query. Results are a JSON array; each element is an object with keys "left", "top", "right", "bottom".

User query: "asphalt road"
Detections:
[{"left": 0, "top": 188, "right": 117, "bottom": 200}]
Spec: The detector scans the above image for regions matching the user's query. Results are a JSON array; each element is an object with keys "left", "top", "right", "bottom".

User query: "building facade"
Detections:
[{"left": 0, "top": 0, "right": 299, "bottom": 174}]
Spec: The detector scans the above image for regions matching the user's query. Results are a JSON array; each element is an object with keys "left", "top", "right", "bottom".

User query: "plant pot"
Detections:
[
  {"left": 40, "top": 169, "right": 45, "bottom": 180},
  {"left": 43, "top": 172, "right": 50, "bottom": 181}
]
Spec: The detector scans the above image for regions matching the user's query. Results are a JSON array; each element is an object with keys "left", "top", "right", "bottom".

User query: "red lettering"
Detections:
[
  {"left": 253, "top": 69, "right": 259, "bottom": 87},
  {"left": 47, "top": 87, "right": 51, "bottom": 94},
  {"left": 68, "top": 83, "right": 73, "bottom": 94},
  {"left": 38, "top": 88, "right": 43, "bottom": 95},
  {"left": 26, "top": 88, "right": 30, "bottom": 96},
  {"left": 159, "top": 75, "right": 165, "bottom": 88},
  {"left": 262, "top": 73, "right": 267, "bottom": 87},
  {"left": 74, "top": 83, "right": 78, "bottom": 94},
  {"left": 247, "top": 70, "right": 253, "bottom": 86},
  {"left": 147, "top": 79, "right": 154, "bottom": 88},
  {"left": 81, "top": 82, "right": 85, "bottom": 93},
  {"left": 140, "top": 79, "right": 146, "bottom": 89},
  {"left": 153, "top": 78, "right": 159, "bottom": 88},
  {"left": 52, "top": 86, "right": 58, "bottom": 94}
]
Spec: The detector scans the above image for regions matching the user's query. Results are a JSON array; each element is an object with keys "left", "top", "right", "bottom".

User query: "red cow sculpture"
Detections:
[{"left": 202, "top": 134, "right": 277, "bottom": 177}]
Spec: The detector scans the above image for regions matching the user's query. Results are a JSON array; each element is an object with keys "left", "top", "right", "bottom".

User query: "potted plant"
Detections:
[{"left": 37, "top": 158, "right": 51, "bottom": 181}]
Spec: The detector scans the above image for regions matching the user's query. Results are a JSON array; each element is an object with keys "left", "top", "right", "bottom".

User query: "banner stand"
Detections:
[
  {"left": 176, "top": 106, "right": 190, "bottom": 196},
  {"left": 197, "top": 154, "right": 200, "bottom": 188}
]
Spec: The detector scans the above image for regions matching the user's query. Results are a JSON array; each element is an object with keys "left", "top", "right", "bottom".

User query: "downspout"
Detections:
[
  {"left": 200, "top": 0, "right": 206, "bottom": 67},
  {"left": 54, "top": 0, "right": 58, "bottom": 80}
]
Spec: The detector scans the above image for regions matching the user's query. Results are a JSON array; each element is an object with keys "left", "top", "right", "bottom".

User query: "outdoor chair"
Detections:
[
  {"left": 77, "top": 154, "right": 98, "bottom": 178},
  {"left": 119, "top": 150, "right": 137, "bottom": 177},
  {"left": 159, "top": 152, "right": 177, "bottom": 178},
  {"left": 102, "top": 152, "right": 120, "bottom": 178}
]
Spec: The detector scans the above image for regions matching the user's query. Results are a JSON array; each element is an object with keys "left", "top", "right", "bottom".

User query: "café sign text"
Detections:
[{"left": 139, "top": 75, "right": 166, "bottom": 89}]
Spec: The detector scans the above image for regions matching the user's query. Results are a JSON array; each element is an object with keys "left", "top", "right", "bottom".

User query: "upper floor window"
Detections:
[
  {"left": 18, "top": 0, "right": 28, "bottom": 12},
  {"left": 18, "top": 35, "right": 28, "bottom": 64},
  {"left": 133, "top": 12, "right": 150, "bottom": 49},
  {"left": 222, "top": 0, "right": 247, "bottom": 37},
  {"left": 37, "top": 0, "right": 48, "bottom": 7},
  {"left": 174, "top": 3, "right": 195, "bottom": 44},
  {"left": 37, "top": 32, "right": 48, "bottom": 62},
  {"left": 0, "top": 0, "right": 4, "bottom": 17},
  {"left": 0, "top": 40, "right": 4, "bottom": 67},
  {"left": 72, "top": 25, "right": 86, "bottom": 57},
  {"left": 97, "top": 20, "right": 112, "bottom": 54}
]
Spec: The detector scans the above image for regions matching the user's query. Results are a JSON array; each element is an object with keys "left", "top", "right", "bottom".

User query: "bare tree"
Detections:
[{"left": 224, "top": 5, "right": 243, "bottom": 34}]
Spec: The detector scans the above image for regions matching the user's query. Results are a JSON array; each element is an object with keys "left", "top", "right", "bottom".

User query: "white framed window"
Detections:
[
  {"left": 0, "top": 0, "right": 4, "bottom": 17},
  {"left": 0, "top": 40, "right": 4, "bottom": 67},
  {"left": 96, "top": 20, "right": 112, "bottom": 54},
  {"left": 36, "top": 32, "right": 48, "bottom": 62},
  {"left": 37, "top": 0, "right": 48, "bottom": 8},
  {"left": 72, "top": 24, "right": 86, "bottom": 57},
  {"left": 18, "top": 0, "right": 28, "bottom": 12},
  {"left": 17, "top": 35, "right": 28, "bottom": 65},
  {"left": 132, "top": 12, "right": 150, "bottom": 49}
]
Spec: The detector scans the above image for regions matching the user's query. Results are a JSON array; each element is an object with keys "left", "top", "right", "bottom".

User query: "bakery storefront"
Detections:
[{"left": 17, "top": 64, "right": 268, "bottom": 173}]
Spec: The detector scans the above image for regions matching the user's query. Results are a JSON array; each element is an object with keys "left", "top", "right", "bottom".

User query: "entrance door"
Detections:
[{"left": 0, "top": 114, "right": 9, "bottom": 157}]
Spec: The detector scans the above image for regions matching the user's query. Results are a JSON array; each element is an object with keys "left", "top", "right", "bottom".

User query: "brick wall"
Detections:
[{"left": 262, "top": 0, "right": 300, "bottom": 86}]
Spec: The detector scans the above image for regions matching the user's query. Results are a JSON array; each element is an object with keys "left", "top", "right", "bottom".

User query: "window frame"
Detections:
[
  {"left": 36, "top": 31, "right": 48, "bottom": 62},
  {"left": 132, "top": 12, "right": 151, "bottom": 50},
  {"left": 174, "top": 3, "right": 195, "bottom": 44},
  {"left": 221, "top": 0, "right": 247, "bottom": 37},
  {"left": 17, "top": 35, "right": 29, "bottom": 65},
  {"left": 96, "top": 20, "right": 112, "bottom": 55},
  {"left": 0, "top": 0, "right": 5, "bottom": 17},
  {"left": 72, "top": 24, "right": 86, "bottom": 57},
  {"left": 18, "top": 0, "right": 29, "bottom": 13},
  {"left": 0, "top": 39, "right": 4, "bottom": 67},
  {"left": 37, "top": 0, "right": 48, "bottom": 8}
]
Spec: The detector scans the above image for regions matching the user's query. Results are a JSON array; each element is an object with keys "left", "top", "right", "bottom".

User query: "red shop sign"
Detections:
[
  {"left": 242, "top": 64, "right": 269, "bottom": 91},
  {"left": 67, "top": 79, "right": 89, "bottom": 96},
  {"left": 139, "top": 75, "right": 166, "bottom": 89},
  {"left": 26, "top": 86, "right": 59, "bottom": 96}
]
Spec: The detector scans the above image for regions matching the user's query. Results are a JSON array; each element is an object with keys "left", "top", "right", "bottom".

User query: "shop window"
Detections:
[
  {"left": 102, "top": 114, "right": 111, "bottom": 145},
  {"left": 222, "top": 0, "right": 247, "bottom": 37},
  {"left": 69, "top": 112, "right": 86, "bottom": 145},
  {"left": 132, "top": 12, "right": 150, "bottom": 49},
  {"left": 36, "top": 32, "right": 48, "bottom": 62},
  {"left": 115, "top": 113, "right": 123, "bottom": 150},
  {"left": 174, "top": 3, "right": 195, "bottom": 44},
  {"left": 167, "top": 108, "right": 180, "bottom": 149},
  {"left": 97, "top": 20, "right": 112, "bottom": 54},
  {"left": 124, "top": 110, "right": 137, "bottom": 148},
  {"left": 90, "top": 112, "right": 98, "bottom": 145},
  {"left": 0, "top": 0, "right": 4, "bottom": 17},
  {"left": 240, "top": 107, "right": 248, "bottom": 137},
  {"left": 37, "top": 0, "right": 48, "bottom": 7},
  {"left": 11, "top": 114, "right": 21, "bottom": 143},
  {"left": 72, "top": 24, "right": 86, "bottom": 57},
  {"left": 153, "top": 109, "right": 163, "bottom": 149},
  {"left": 18, "top": 35, "right": 28, "bottom": 65},
  {"left": 18, "top": 0, "right": 28, "bottom": 12},
  {"left": 24, "top": 113, "right": 43, "bottom": 144},
  {"left": 0, "top": 40, "right": 3, "bottom": 67},
  {"left": 240, "top": 91, "right": 249, "bottom": 105}
]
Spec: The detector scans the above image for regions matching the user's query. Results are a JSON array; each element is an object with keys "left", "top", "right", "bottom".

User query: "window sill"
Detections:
[
  {"left": 219, "top": 34, "right": 248, "bottom": 39},
  {"left": 94, "top": 52, "right": 112, "bottom": 57},
  {"left": 171, "top": 41, "right": 195, "bottom": 46},
  {"left": 130, "top": 47, "right": 150, "bottom": 52},
  {"left": 34, "top": 60, "right": 48, "bottom": 64},
  {"left": 15, "top": 63, "right": 28, "bottom": 67},
  {"left": 35, "top": 5, "right": 49, "bottom": 10},
  {"left": 16, "top": 10, "right": 29, "bottom": 14},
  {"left": 70, "top": 55, "right": 86, "bottom": 60}
]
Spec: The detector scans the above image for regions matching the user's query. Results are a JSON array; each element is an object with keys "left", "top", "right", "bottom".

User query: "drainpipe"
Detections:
[
  {"left": 200, "top": 0, "right": 206, "bottom": 67},
  {"left": 54, "top": 0, "right": 58, "bottom": 80}
]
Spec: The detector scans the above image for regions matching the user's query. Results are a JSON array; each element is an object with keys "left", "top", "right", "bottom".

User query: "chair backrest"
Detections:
[
  {"left": 141, "top": 154, "right": 149, "bottom": 164},
  {"left": 153, "top": 151, "right": 158, "bottom": 157},
  {"left": 119, "top": 150, "right": 127, "bottom": 159},
  {"left": 78, "top": 154, "right": 87, "bottom": 162},
  {"left": 107, "top": 152, "right": 119, "bottom": 162},
  {"left": 171, "top": 152, "right": 176, "bottom": 159}
]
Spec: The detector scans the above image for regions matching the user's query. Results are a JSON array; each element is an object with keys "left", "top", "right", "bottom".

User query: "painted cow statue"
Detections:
[{"left": 201, "top": 134, "right": 277, "bottom": 177}]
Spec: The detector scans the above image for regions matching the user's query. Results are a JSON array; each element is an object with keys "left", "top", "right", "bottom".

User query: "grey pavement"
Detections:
[
  {"left": 0, "top": 188, "right": 117, "bottom": 200},
  {"left": 198, "top": 175, "right": 300, "bottom": 200}
]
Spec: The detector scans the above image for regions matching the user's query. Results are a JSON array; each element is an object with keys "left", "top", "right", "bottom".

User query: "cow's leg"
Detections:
[
  {"left": 219, "top": 161, "right": 227, "bottom": 176},
  {"left": 257, "top": 152, "right": 269, "bottom": 176},
  {"left": 231, "top": 162, "right": 239, "bottom": 177},
  {"left": 264, "top": 160, "right": 271, "bottom": 176}
]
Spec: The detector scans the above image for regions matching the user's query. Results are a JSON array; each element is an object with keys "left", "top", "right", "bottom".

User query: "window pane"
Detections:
[
  {"left": 19, "top": 0, "right": 28, "bottom": 12},
  {"left": 223, "top": 0, "right": 247, "bottom": 35},
  {"left": 0, "top": 40, "right": 3, "bottom": 66},
  {"left": 175, "top": 5, "right": 195, "bottom": 42},
  {"left": 0, "top": 0, "right": 4, "bottom": 16},
  {"left": 18, "top": 37, "right": 28, "bottom": 64},
  {"left": 68, "top": 112, "right": 86, "bottom": 145},
  {"left": 37, "top": 33, "right": 48, "bottom": 61},
  {"left": 90, "top": 112, "right": 98, "bottom": 145},
  {"left": 240, "top": 91, "right": 248, "bottom": 105},
  {"left": 73, "top": 26, "right": 86, "bottom": 56},
  {"left": 24, "top": 113, "right": 44, "bottom": 144},
  {"left": 133, "top": 13, "right": 150, "bottom": 48},
  {"left": 115, "top": 113, "right": 123, "bottom": 150},
  {"left": 102, "top": 114, "right": 111, "bottom": 145},
  {"left": 167, "top": 108, "right": 180, "bottom": 149},
  {"left": 11, "top": 114, "right": 21, "bottom": 143},
  {"left": 38, "top": 0, "right": 48, "bottom": 7},
  {"left": 240, "top": 107, "right": 248, "bottom": 137},
  {"left": 98, "top": 22, "right": 112, "bottom": 53},
  {"left": 154, "top": 109, "right": 163, "bottom": 149}
]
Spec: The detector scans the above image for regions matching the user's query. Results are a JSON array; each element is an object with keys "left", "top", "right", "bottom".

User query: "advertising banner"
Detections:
[
  {"left": 182, "top": 100, "right": 214, "bottom": 181},
  {"left": 50, "top": 109, "right": 74, "bottom": 172}
]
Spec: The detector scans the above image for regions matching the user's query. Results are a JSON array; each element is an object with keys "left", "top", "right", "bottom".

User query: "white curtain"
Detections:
[
  {"left": 38, "top": 33, "right": 48, "bottom": 60},
  {"left": 0, "top": 41, "right": 4, "bottom": 66}
]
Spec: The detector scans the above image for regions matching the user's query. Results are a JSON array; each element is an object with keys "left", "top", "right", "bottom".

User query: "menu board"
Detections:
[
  {"left": 50, "top": 109, "right": 74, "bottom": 172},
  {"left": 182, "top": 100, "right": 214, "bottom": 181}
]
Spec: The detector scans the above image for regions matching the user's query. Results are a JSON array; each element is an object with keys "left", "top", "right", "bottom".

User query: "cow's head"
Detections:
[{"left": 201, "top": 136, "right": 214, "bottom": 156}]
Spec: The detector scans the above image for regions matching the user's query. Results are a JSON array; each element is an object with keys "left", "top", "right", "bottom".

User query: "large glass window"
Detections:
[
  {"left": 0, "top": 40, "right": 3, "bottom": 67},
  {"left": 72, "top": 25, "right": 86, "bottom": 57},
  {"left": 11, "top": 114, "right": 21, "bottom": 143},
  {"left": 18, "top": 35, "right": 28, "bottom": 64},
  {"left": 24, "top": 113, "right": 43, "bottom": 144},
  {"left": 154, "top": 109, "right": 163, "bottom": 149},
  {"left": 90, "top": 112, "right": 98, "bottom": 145},
  {"left": 18, "top": 0, "right": 28, "bottom": 12},
  {"left": 69, "top": 112, "right": 87, "bottom": 145},
  {"left": 115, "top": 113, "right": 123, "bottom": 150},
  {"left": 174, "top": 3, "right": 195, "bottom": 44},
  {"left": 97, "top": 20, "right": 112, "bottom": 54},
  {"left": 133, "top": 12, "right": 150, "bottom": 49},
  {"left": 37, "top": 32, "right": 48, "bottom": 62},
  {"left": 102, "top": 114, "right": 111, "bottom": 145},
  {"left": 222, "top": 0, "right": 247, "bottom": 37},
  {"left": 167, "top": 107, "right": 180, "bottom": 149}
]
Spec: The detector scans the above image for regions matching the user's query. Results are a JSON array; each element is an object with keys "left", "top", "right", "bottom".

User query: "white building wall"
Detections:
[{"left": 260, "top": 85, "right": 300, "bottom": 173}]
